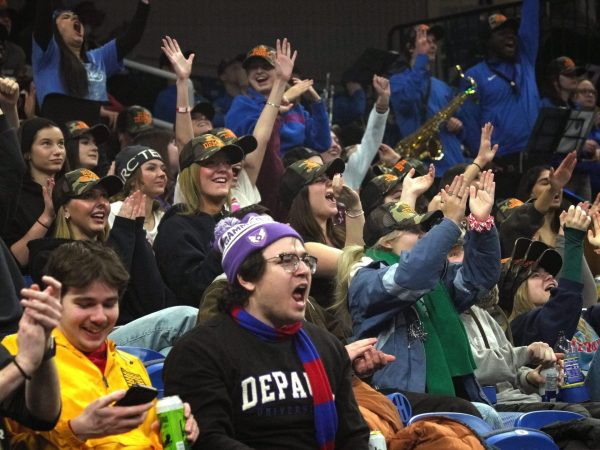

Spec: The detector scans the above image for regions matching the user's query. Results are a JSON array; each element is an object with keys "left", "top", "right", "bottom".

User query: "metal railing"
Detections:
[
  {"left": 387, "top": 0, "right": 600, "bottom": 82},
  {"left": 122, "top": 59, "right": 195, "bottom": 129}
]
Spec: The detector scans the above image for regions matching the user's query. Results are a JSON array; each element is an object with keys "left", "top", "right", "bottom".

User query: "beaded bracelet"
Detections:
[
  {"left": 467, "top": 213, "right": 494, "bottom": 233},
  {"left": 266, "top": 101, "right": 280, "bottom": 109}
]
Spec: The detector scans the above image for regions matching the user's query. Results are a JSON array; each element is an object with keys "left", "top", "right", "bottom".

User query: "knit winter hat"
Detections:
[
  {"left": 214, "top": 213, "right": 303, "bottom": 282},
  {"left": 19, "top": 117, "right": 60, "bottom": 156}
]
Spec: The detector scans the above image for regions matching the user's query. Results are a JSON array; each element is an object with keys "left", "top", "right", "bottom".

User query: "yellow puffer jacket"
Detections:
[{"left": 2, "top": 329, "right": 163, "bottom": 449}]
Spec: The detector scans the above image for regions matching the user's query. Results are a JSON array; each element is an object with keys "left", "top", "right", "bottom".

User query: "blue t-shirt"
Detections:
[{"left": 33, "top": 37, "right": 122, "bottom": 105}]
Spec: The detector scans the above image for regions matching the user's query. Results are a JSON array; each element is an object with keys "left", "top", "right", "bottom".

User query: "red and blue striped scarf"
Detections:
[{"left": 230, "top": 306, "right": 338, "bottom": 450}]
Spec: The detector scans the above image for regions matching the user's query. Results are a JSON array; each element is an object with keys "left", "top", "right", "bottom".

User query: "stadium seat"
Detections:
[
  {"left": 117, "top": 345, "right": 165, "bottom": 364},
  {"left": 386, "top": 392, "right": 412, "bottom": 425},
  {"left": 408, "top": 412, "right": 493, "bottom": 435},
  {"left": 513, "top": 410, "right": 585, "bottom": 429},
  {"left": 484, "top": 428, "right": 558, "bottom": 449},
  {"left": 145, "top": 361, "right": 164, "bottom": 399}
]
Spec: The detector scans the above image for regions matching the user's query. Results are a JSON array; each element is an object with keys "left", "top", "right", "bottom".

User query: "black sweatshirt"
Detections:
[
  {"left": 164, "top": 314, "right": 369, "bottom": 450},
  {"left": 153, "top": 206, "right": 224, "bottom": 307},
  {"left": 0, "top": 115, "right": 25, "bottom": 338},
  {"left": 27, "top": 216, "right": 176, "bottom": 325}
]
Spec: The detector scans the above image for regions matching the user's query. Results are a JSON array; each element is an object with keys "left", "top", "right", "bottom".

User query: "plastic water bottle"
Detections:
[
  {"left": 540, "top": 366, "right": 558, "bottom": 402},
  {"left": 553, "top": 330, "right": 570, "bottom": 354},
  {"left": 368, "top": 430, "right": 387, "bottom": 450}
]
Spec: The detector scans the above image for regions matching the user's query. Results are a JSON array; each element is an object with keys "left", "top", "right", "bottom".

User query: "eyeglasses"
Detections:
[
  {"left": 264, "top": 253, "right": 318, "bottom": 274},
  {"left": 577, "top": 88, "right": 597, "bottom": 96}
]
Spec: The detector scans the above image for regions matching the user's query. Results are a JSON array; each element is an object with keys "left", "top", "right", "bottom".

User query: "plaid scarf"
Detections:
[{"left": 230, "top": 306, "right": 338, "bottom": 450}]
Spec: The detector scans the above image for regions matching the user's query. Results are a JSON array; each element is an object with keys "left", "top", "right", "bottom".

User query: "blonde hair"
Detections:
[
  {"left": 177, "top": 164, "right": 206, "bottom": 216},
  {"left": 330, "top": 229, "right": 404, "bottom": 328},
  {"left": 330, "top": 245, "right": 365, "bottom": 331},
  {"left": 508, "top": 281, "right": 532, "bottom": 322},
  {"left": 54, "top": 205, "right": 109, "bottom": 242},
  {"left": 177, "top": 163, "right": 231, "bottom": 215}
]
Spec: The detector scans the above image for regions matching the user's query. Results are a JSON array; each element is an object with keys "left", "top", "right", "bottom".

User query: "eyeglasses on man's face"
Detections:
[{"left": 264, "top": 252, "right": 318, "bottom": 274}]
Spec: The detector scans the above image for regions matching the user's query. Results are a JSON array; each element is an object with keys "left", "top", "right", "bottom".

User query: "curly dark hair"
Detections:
[{"left": 218, "top": 249, "right": 267, "bottom": 313}]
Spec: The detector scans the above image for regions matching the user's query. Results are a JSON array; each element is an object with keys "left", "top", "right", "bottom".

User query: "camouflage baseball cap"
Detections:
[
  {"left": 360, "top": 173, "right": 403, "bottom": 217},
  {"left": 53, "top": 168, "right": 123, "bottom": 211},
  {"left": 211, "top": 127, "right": 257, "bottom": 155},
  {"left": 117, "top": 105, "right": 153, "bottom": 136},
  {"left": 364, "top": 202, "right": 443, "bottom": 248},
  {"left": 243, "top": 45, "right": 276, "bottom": 69},
  {"left": 63, "top": 120, "right": 110, "bottom": 145},
  {"left": 179, "top": 133, "right": 245, "bottom": 171},
  {"left": 497, "top": 238, "right": 562, "bottom": 314},
  {"left": 279, "top": 158, "right": 345, "bottom": 210},
  {"left": 548, "top": 56, "right": 586, "bottom": 77}
]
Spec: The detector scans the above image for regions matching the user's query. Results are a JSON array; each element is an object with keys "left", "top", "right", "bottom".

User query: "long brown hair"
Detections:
[{"left": 287, "top": 186, "right": 345, "bottom": 248}]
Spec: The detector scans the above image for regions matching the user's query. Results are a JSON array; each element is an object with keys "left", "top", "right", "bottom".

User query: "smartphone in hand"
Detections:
[{"left": 114, "top": 384, "right": 158, "bottom": 407}]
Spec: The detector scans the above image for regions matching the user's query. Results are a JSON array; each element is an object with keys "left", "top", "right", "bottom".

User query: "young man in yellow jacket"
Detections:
[{"left": 2, "top": 241, "right": 199, "bottom": 449}]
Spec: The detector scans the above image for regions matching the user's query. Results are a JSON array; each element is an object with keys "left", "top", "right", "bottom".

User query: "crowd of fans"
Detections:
[{"left": 1, "top": 0, "right": 600, "bottom": 448}]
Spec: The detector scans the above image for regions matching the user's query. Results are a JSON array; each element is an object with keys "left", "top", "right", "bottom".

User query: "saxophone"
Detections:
[{"left": 394, "top": 65, "right": 476, "bottom": 161}]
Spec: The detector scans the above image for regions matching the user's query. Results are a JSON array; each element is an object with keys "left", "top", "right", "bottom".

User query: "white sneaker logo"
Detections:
[{"left": 487, "top": 74, "right": 497, "bottom": 81}]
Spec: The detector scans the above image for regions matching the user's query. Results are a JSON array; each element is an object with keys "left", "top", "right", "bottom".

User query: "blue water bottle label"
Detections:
[{"left": 564, "top": 355, "right": 585, "bottom": 385}]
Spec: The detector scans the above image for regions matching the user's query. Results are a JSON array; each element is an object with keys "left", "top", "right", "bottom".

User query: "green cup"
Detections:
[{"left": 156, "top": 395, "right": 189, "bottom": 450}]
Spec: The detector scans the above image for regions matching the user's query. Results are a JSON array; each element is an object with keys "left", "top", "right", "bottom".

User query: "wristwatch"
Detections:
[{"left": 42, "top": 337, "right": 56, "bottom": 362}]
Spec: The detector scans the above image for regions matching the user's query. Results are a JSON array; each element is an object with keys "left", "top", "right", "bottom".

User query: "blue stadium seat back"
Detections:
[
  {"left": 513, "top": 410, "right": 586, "bottom": 429},
  {"left": 385, "top": 392, "right": 412, "bottom": 426},
  {"left": 484, "top": 428, "right": 558, "bottom": 450},
  {"left": 117, "top": 345, "right": 165, "bottom": 363},
  {"left": 146, "top": 361, "right": 164, "bottom": 399},
  {"left": 408, "top": 412, "right": 493, "bottom": 435},
  {"left": 498, "top": 412, "right": 525, "bottom": 428}
]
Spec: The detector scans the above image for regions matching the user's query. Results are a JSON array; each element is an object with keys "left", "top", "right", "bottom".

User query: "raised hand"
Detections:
[
  {"left": 372, "top": 75, "right": 390, "bottom": 99},
  {"left": 274, "top": 38, "right": 297, "bottom": 83},
  {"left": 468, "top": 169, "right": 495, "bottom": 221},
  {"left": 587, "top": 212, "right": 600, "bottom": 251},
  {"left": 331, "top": 174, "right": 361, "bottom": 211},
  {"left": 564, "top": 204, "right": 591, "bottom": 232},
  {"left": 377, "top": 144, "right": 400, "bottom": 167},
  {"left": 440, "top": 174, "right": 469, "bottom": 225},
  {"left": 475, "top": 122, "right": 498, "bottom": 167},
  {"left": 402, "top": 165, "right": 435, "bottom": 198},
  {"left": 0, "top": 77, "right": 19, "bottom": 105},
  {"left": 161, "top": 36, "right": 194, "bottom": 81},
  {"left": 414, "top": 25, "right": 433, "bottom": 55},
  {"left": 549, "top": 151, "right": 577, "bottom": 193}
]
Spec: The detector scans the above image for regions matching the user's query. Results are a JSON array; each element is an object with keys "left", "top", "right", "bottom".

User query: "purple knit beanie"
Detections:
[{"left": 214, "top": 213, "right": 303, "bottom": 282}]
